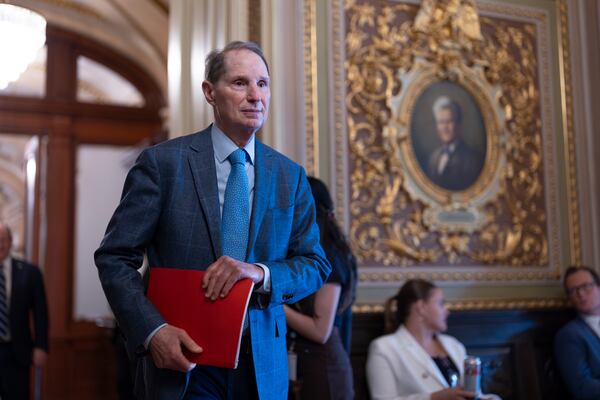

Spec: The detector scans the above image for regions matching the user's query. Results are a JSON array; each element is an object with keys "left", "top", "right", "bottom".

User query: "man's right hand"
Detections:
[
  {"left": 431, "top": 387, "right": 477, "bottom": 400},
  {"left": 202, "top": 256, "right": 264, "bottom": 300},
  {"left": 149, "top": 325, "right": 202, "bottom": 371}
]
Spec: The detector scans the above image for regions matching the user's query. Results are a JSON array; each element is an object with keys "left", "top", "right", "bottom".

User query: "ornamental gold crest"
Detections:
[{"left": 344, "top": 0, "right": 555, "bottom": 270}]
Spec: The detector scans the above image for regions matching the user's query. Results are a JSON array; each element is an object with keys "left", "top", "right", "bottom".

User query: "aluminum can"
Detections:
[{"left": 463, "top": 356, "right": 481, "bottom": 395}]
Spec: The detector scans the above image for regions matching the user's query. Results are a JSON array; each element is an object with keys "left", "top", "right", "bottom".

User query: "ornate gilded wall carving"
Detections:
[{"left": 341, "top": 0, "right": 563, "bottom": 279}]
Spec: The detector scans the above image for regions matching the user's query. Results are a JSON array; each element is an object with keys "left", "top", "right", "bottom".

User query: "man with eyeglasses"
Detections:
[{"left": 554, "top": 265, "right": 600, "bottom": 399}]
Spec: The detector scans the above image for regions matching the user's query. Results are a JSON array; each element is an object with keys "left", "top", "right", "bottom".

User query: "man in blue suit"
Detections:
[
  {"left": 554, "top": 266, "right": 600, "bottom": 399},
  {"left": 95, "top": 41, "right": 331, "bottom": 400}
]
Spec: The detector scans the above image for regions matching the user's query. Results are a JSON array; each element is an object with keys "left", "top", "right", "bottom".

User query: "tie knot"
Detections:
[{"left": 228, "top": 148, "right": 246, "bottom": 166}]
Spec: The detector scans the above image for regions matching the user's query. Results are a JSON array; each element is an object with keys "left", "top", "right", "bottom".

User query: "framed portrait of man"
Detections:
[{"left": 410, "top": 80, "right": 486, "bottom": 192}]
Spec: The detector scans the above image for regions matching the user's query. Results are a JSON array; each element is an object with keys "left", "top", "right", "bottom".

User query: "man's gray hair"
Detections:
[
  {"left": 205, "top": 41, "right": 270, "bottom": 83},
  {"left": 432, "top": 96, "right": 462, "bottom": 123}
]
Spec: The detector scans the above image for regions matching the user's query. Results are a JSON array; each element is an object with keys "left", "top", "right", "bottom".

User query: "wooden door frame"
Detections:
[{"left": 0, "top": 25, "right": 165, "bottom": 399}]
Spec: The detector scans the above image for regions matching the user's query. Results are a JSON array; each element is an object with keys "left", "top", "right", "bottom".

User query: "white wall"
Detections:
[{"left": 73, "top": 145, "right": 134, "bottom": 321}]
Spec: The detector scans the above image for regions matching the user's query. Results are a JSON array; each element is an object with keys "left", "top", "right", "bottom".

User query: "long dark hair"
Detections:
[
  {"left": 308, "top": 177, "right": 357, "bottom": 313},
  {"left": 395, "top": 279, "right": 437, "bottom": 325}
]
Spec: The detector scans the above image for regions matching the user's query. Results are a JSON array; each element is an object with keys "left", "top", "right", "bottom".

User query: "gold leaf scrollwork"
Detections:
[
  {"left": 414, "top": 0, "right": 484, "bottom": 43},
  {"left": 346, "top": 0, "right": 548, "bottom": 267}
]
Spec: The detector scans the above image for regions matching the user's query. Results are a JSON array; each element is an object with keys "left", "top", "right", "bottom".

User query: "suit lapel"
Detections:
[
  {"left": 576, "top": 316, "right": 600, "bottom": 346},
  {"left": 188, "top": 129, "right": 222, "bottom": 259},
  {"left": 398, "top": 327, "right": 448, "bottom": 388},
  {"left": 9, "top": 259, "right": 22, "bottom": 314},
  {"left": 247, "top": 140, "right": 272, "bottom": 260},
  {"left": 438, "top": 334, "right": 464, "bottom": 377}
]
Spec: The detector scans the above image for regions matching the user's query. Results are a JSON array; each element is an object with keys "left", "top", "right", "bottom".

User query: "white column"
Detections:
[
  {"left": 168, "top": 0, "right": 249, "bottom": 138},
  {"left": 260, "top": 0, "right": 307, "bottom": 165},
  {"left": 567, "top": 0, "right": 600, "bottom": 268}
]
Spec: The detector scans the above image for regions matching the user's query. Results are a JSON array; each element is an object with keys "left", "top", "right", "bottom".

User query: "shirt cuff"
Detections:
[
  {"left": 254, "top": 263, "right": 271, "bottom": 293},
  {"left": 144, "top": 323, "right": 167, "bottom": 349}
]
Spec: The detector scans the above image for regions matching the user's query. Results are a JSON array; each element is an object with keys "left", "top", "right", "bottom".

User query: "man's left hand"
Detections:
[
  {"left": 32, "top": 348, "right": 47, "bottom": 367},
  {"left": 202, "top": 256, "right": 264, "bottom": 300}
]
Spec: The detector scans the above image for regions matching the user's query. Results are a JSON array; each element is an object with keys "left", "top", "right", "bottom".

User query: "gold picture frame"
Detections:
[
  {"left": 388, "top": 59, "right": 505, "bottom": 232},
  {"left": 313, "top": 0, "right": 579, "bottom": 285}
]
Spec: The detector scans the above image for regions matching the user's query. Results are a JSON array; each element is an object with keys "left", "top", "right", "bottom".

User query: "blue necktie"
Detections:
[
  {"left": 221, "top": 148, "right": 250, "bottom": 261},
  {"left": 0, "top": 265, "right": 9, "bottom": 339}
]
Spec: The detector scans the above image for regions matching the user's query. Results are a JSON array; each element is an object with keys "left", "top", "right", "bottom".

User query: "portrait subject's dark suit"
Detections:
[
  {"left": 426, "top": 139, "right": 484, "bottom": 191},
  {"left": 0, "top": 258, "right": 49, "bottom": 399},
  {"left": 554, "top": 316, "right": 600, "bottom": 399},
  {"left": 95, "top": 126, "right": 331, "bottom": 400}
]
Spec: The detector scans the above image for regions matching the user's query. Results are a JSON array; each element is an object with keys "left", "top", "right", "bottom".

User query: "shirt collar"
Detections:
[
  {"left": 583, "top": 313, "right": 600, "bottom": 325},
  {"left": 444, "top": 141, "right": 458, "bottom": 154},
  {"left": 1, "top": 256, "right": 10, "bottom": 271},
  {"left": 211, "top": 124, "right": 255, "bottom": 165}
]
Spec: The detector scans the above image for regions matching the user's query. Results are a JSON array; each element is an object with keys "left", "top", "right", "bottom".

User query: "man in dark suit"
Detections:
[
  {"left": 426, "top": 96, "right": 484, "bottom": 191},
  {"left": 95, "top": 41, "right": 331, "bottom": 400},
  {"left": 0, "top": 222, "right": 49, "bottom": 399},
  {"left": 554, "top": 265, "right": 600, "bottom": 399}
]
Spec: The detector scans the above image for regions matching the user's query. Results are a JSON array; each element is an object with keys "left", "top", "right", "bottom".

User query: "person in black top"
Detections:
[{"left": 285, "top": 177, "right": 357, "bottom": 399}]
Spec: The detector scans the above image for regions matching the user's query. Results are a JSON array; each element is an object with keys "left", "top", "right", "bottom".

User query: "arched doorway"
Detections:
[{"left": 0, "top": 25, "right": 166, "bottom": 399}]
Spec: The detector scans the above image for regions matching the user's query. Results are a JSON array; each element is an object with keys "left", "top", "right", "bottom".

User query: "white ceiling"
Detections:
[{"left": 8, "top": 0, "right": 169, "bottom": 95}]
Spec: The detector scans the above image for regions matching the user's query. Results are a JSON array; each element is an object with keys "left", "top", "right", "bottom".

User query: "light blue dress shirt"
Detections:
[
  {"left": 211, "top": 125, "right": 255, "bottom": 217},
  {"left": 210, "top": 124, "right": 271, "bottom": 292}
]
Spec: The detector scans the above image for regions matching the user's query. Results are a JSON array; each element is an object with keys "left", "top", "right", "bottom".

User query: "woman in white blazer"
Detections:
[{"left": 366, "top": 279, "right": 483, "bottom": 400}]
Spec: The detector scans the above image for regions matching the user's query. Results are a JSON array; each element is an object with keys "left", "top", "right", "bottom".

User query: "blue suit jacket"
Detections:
[
  {"left": 95, "top": 127, "right": 331, "bottom": 400},
  {"left": 554, "top": 316, "right": 600, "bottom": 400}
]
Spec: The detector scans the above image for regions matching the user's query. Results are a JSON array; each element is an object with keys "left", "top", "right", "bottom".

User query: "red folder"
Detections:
[{"left": 147, "top": 267, "right": 254, "bottom": 369}]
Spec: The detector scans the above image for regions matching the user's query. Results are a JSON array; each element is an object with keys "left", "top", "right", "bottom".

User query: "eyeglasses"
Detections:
[{"left": 566, "top": 281, "right": 598, "bottom": 297}]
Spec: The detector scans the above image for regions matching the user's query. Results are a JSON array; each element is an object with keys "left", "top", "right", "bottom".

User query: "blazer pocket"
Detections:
[
  {"left": 267, "top": 204, "right": 293, "bottom": 216},
  {"left": 272, "top": 188, "right": 294, "bottom": 209},
  {"left": 265, "top": 206, "right": 293, "bottom": 235},
  {"left": 260, "top": 207, "right": 294, "bottom": 256}
]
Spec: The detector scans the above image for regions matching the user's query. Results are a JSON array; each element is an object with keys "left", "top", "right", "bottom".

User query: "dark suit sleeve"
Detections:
[
  {"left": 31, "top": 266, "right": 49, "bottom": 351},
  {"left": 262, "top": 167, "right": 331, "bottom": 307},
  {"left": 554, "top": 326, "right": 600, "bottom": 399},
  {"left": 94, "top": 148, "right": 166, "bottom": 354}
]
